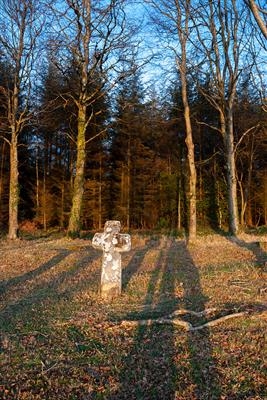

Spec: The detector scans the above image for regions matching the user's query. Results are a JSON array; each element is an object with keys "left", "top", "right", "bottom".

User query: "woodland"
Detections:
[
  {"left": 0, "top": 2, "right": 267, "bottom": 398},
  {"left": 0, "top": 0, "right": 266, "bottom": 240}
]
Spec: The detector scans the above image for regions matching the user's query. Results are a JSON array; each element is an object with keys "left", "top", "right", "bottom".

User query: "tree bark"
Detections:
[
  {"left": 225, "top": 109, "right": 239, "bottom": 235},
  {"left": 0, "top": 141, "right": 6, "bottom": 221},
  {"left": 66, "top": 0, "right": 91, "bottom": 237},
  {"left": 67, "top": 105, "right": 86, "bottom": 236},
  {"left": 179, "top": 21, "right": 197, "bottom": 242},
  {"left": 8, "top": 137, "right": 19, "bottom": 239},
  {"left": 184, "top": 100, "right": 197, "bottom": 241}
]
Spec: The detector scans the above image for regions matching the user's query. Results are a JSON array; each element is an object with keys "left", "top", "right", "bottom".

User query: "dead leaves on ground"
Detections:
[{"left": 0, "top": 233, "right": 266, "bottom": 399}]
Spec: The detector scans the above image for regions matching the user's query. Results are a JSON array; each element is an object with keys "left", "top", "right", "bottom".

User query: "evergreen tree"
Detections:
[
  {"left": 36, "top": 59, "right": 75, "bottom": 229},
  {"left": 109, "top": 69, "right": 159, "bottom": 229}
]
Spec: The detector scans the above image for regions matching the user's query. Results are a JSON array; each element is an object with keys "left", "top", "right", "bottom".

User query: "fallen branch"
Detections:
[
  {"left": 190, "top": 312, "right": 248, "bottom": 331},
  {"left": 119, "top": 311, "right": 252, "bottom": 331},
  {"left": 170, "top": 308, "right": 217, "bottom": 318},
  {"left": 121, "top": 318, "right": 191, "bottom": 330}
]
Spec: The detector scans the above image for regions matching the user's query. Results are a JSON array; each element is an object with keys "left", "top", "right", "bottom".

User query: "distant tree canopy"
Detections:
[{"left": 0, "top": 0, "right": 266, "bottom": 237}]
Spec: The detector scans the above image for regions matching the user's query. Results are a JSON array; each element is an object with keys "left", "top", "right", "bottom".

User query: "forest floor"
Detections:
[{"left": 0, "top": 231, "right": 266, "bottom": 399}]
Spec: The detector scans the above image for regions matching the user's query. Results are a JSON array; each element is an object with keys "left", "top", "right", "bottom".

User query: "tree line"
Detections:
[{"left": 0, "top": 0, "right": 266, "bottom": 240}]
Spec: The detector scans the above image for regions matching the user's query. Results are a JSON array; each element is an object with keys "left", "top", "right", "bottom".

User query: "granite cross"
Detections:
[{"left": 92, "top": 220, "right": 131, "bottom": 300}]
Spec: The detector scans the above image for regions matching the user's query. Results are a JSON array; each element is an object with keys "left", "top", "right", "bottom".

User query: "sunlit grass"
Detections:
[{"left": 0, "top": 233, "right": 266, "bottom": 399}]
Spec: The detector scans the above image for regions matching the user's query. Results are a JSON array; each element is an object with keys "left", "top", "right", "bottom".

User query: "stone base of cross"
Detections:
[{"left": 92, "top": 221, "right": 131, "bottom": 300}]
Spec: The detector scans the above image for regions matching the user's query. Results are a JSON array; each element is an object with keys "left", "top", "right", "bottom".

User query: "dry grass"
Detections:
[{"left": 0, "top": 233, "right": 266, "bottom": 399}]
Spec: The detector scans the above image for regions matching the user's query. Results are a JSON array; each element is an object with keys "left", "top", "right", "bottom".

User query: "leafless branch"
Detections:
[
  {"left": 246, "top": 0, "right": 267, "bottom": 39},
  {"left": 234, "top": 124, "right": 261, "bottom": 152}
]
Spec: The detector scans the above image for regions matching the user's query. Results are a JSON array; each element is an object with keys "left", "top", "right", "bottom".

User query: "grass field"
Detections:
[{"left": 0, "top": 232, "right": 266, "bottom": 399}]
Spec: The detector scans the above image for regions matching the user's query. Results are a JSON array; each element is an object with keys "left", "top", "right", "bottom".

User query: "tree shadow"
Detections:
[
  {"left": 216, "top": 228, "right": 267, "bottom": 268},
  {"left": 108, "top": 238, "right": 177, "bottom": 399},
  {"left": 226, "top": 236, "right": 267, "bottom": 268},
  {"left": 177, "top": 241, "right": 221, "bottom": 399},
  {"left": 122, "top": 238, "right": 161, "bottom": 290},
  {"left": 108, "top": 238, "right": 221, "bottom": 399},
  {"left": 0, "top": 246, "right": 100, "bottom": 331},
  {"left": 0, "top": 249, "right": 71, "bottom": 296}
]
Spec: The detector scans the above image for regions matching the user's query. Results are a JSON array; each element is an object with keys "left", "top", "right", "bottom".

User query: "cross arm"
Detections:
[
  {"left": 114, "top": 234, "right": 131, "bottom": 253},
  {"left": 92, "top": 233, "right": 104, "bottom": 250}
]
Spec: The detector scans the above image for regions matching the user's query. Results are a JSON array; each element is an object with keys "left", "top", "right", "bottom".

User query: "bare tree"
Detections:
[
  {"left": 146, "top": 0, "right": 197, "bottom": 241},
  {"left": 50, "top": 0, "right": 136, "bottom": 237},
  {"left": 193, "top": 0, "right": 252, "bottom": 235},
  {"left": 0, "top": 0, "right": 46, "bottom": 239}
]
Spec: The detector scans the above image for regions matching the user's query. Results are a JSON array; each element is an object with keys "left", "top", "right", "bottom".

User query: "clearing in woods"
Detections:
[{"left": 0, "top": 232, "right": 266, "bottom": 399}]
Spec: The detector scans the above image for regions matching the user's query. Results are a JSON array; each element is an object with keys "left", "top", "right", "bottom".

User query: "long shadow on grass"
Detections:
[
  {"left": 179, "top": 240, "right": 221, "bottom": 399},
  {"left": 122, "top": 238, "right": 161, "bottom": 290},
  {"left": 0, "top": 249, "right": 71, "bottom": 296},
  {"left": 109, "top": 237, "right": 178, "bottom": 399},
  {"left": 226, "top": 236, "right": 267, "bottom": 268},
  {"left": 109, "top": 239, "right": 221, "bottom": 399},
  {"left": 0, "top": 247, "right": 100, "bottom": 332}
]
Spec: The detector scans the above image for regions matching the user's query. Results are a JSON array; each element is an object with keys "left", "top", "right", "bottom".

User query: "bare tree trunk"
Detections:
[
  {"left": 225, "top": 110, "right": 239, "bottom": 235},
  {"left": 178, "top": 8, "right": 197, "bottom": 242},
  {"left": 8, "top": 137, "right": 19, "bottom": 239},
  {"left": 238, "top": 177, "right": 245, "bottom": 227},
  {"left": 8, "top": 64, "right": 20, "bottom": 240},
  {"left": 0, "top": 141, "right": 6, "bottom": 221},
  {"left": 184, "top": 98, "right": 197, "bottom": 241},
  {"left": 219, "top": 109, "right": 239, "bottom": 235},
  {"left": 239, "top": 135, "right": 254, "bottom": 227},
  {"left": 67, "top": 105, "right": 86, "bottom": 236},
  {"left": 147, "top": 0, "right": 197, "bottom": 239},
  {"left": 213, "top": 156, "right": 223, "bottom": 229},
  {"left": 193, "top": 0, "right": 244, "bottom": 235}
]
